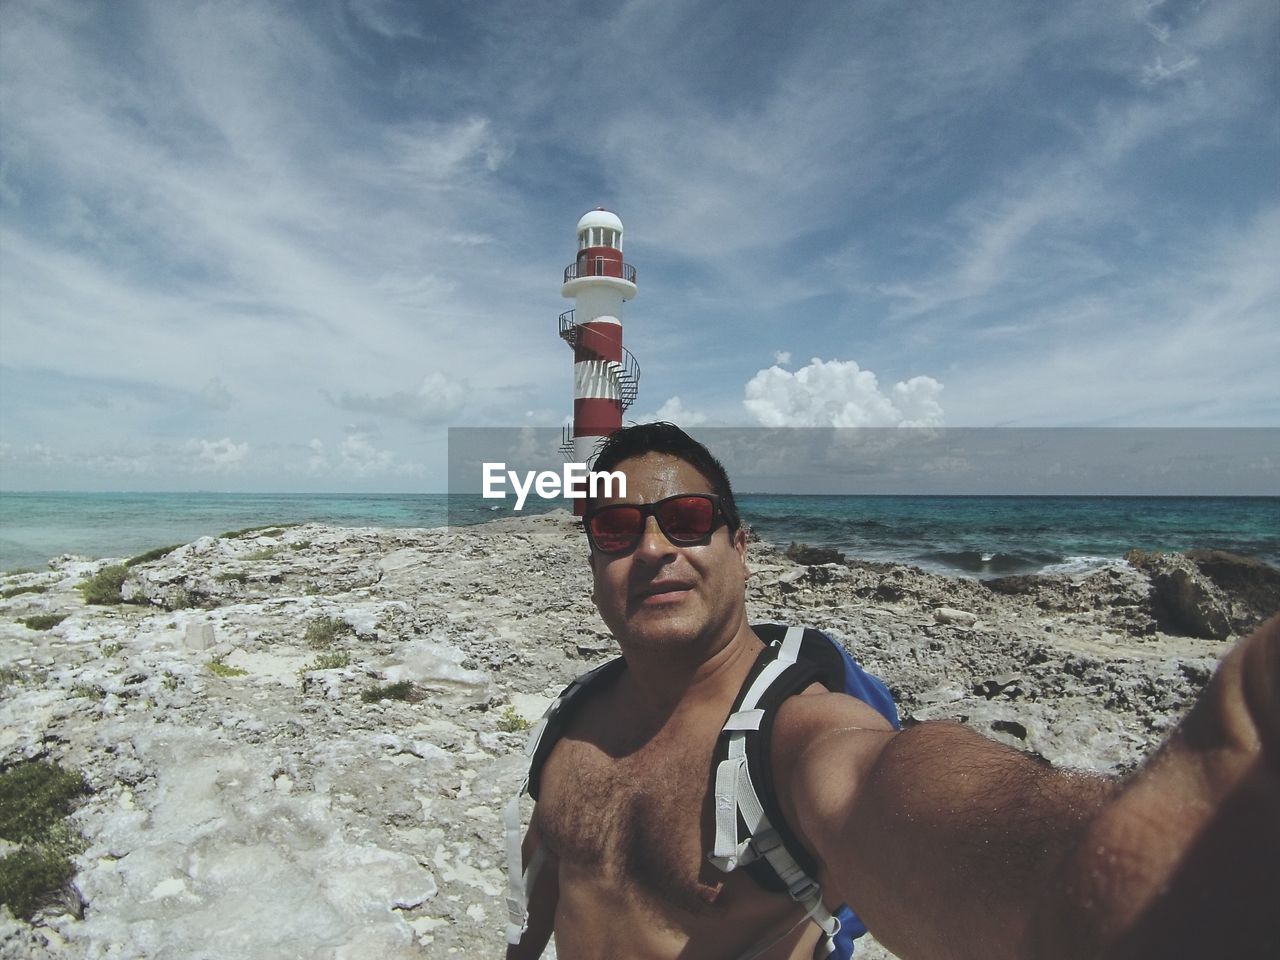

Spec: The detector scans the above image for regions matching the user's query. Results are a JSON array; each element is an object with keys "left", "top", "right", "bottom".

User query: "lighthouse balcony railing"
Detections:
[{"left": 563, "top": 260, "right": 637, "bottom": 285}]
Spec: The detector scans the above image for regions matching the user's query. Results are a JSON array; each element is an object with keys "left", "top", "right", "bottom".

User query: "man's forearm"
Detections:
[
  {"left": 1024, "top": 616, "right": 1280, "bottom": 959},
  {"left": 828, "top": 721, "right": 1114, "bottom": 960}
]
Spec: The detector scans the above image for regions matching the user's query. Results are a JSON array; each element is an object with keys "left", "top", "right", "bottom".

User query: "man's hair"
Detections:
[{"left": 589, "top": 422, "right": 740, "bottom": 530}]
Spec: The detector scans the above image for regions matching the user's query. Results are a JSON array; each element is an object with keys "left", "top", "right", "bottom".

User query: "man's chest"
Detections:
[{"left": 538, "top": 725, "right": 728, "bottom": 913}]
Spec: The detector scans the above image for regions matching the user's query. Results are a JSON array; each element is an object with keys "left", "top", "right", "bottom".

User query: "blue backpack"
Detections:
[{"left": 504, "top": 623, "right": 900, "bottom": 958}]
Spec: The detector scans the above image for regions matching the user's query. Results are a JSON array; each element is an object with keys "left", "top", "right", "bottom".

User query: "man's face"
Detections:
[{"left": 588, "top": 452, "right": 748, "bottom": 652}]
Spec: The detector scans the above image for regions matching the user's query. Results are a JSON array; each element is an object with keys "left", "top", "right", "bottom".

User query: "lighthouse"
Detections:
[{"left": 558, "top": 208, "right": 640, "bottom": 470}]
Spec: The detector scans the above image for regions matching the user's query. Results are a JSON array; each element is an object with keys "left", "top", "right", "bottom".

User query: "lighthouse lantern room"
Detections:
[{"left": 558, "top": 208, "right": 640, "bottom": 469}]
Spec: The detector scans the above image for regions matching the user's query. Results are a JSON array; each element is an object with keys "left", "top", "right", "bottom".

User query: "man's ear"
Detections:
[{"left": 733, "top": 526, "right": 748, "bottom": 562}]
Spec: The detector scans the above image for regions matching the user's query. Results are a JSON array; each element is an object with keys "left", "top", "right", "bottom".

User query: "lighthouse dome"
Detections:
[
  {"left": 576, "top": 208, "right": 624, "bottom": 252},
  {"left": 576, "top": 208, "right": 623, "bottom": 233}
]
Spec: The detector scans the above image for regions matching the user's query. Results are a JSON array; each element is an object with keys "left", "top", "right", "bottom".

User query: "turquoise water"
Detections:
[
  {"left": 1, "top": 491, "right": 1276, "bottom": 578},
  {"left": 740, "top": 494, "right": 1280, "bottom": 577}
]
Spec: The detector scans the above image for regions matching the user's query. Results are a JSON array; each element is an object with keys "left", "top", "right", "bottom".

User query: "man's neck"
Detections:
[{"left": 618, "top": 618, "right": 765, "bottom": 721}]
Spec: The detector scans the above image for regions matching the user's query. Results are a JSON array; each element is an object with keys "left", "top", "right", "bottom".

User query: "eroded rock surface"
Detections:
[{"left": 0, "top": 518, "right": 1270, "bottom": 959}]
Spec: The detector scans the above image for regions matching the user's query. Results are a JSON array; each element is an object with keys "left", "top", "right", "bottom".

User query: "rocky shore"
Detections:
[{"left": 1, "top": 514, "right": 1276, "bottom": 959}]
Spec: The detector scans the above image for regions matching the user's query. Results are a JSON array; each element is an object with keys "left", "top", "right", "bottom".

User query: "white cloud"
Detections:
[
  {"left": 200, "top": 377, "right": 234, "bottom": 411},
  {"left": 773, "top": 351, "right": 791, "bottom": 367},
  {"left": 187, "top": 437, "right": 249, "bottom": 472},
  {"left": 744, "top": 358, "right": 944, "bottom": 428},
  {"left": 346, "top": 0, "right": 428, "bottom": 40},
  {"left": 637, "top": 395, "right": 708, "bottom": 427},
  {"left": 333, "top": 373, "right": 466, "bottom": 426},
  {"left": 339, "top": 431, "right": 396, "bottom": 477}
]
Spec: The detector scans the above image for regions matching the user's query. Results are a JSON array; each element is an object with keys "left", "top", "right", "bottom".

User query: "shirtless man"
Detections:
[{"left": 507, "top": 423, "right": 1279, "bottom": 960}]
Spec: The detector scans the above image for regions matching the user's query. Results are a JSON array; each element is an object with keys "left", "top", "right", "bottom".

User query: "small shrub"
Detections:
[
  {"left": 497, "top": 705, "right": 530, "bottom": 733},
  {"left": 290, "top": 541, "right": 312, "bottom": 551},
  {"left": 0, "top": 667, "right": 23, "bottom": 687},
  {"left": 163, "top": 589, "right": 193, "bottom": 611},
  {"left": 125, "top": 544, "right": 181, "bottom": 568},
  {"left": 304, "top": 617, "right": 350, "bottom": 649},
  {"left": 100, "top": 642, "right": 121, "bottom": 657},
  {"left": 0, "top": 761, "right": 88, "bottom": 844},
  {"left": 0, "top": 760, "right": 88, "bottom": 920},
  {"left": 1, "top": 584, "right": 48, "bottom": 599},
  {"left": 206, "top": 659, "right": 248, "bottom": 678},
  {"left": 361, "top": 680, "right": 416, "bottom": 703},
  {"left": 215, "top": 572, "right": 250, "bottom": 584},
  {"left": 219, "top": 523, "right": 294, "bottom": 540},
  {"left": 77, "top": 566, "right": 128, "bottom": 605},
  {"left": 19, "top": 614, "right": 68, "bottom": 632},
  {"left": 301, "top": 652, "right": 351, "bottom": 674},
  {"left": 0, "top": 843, "right": 77, "bottom": 919},
  {"left": 68, "top": 684, "right": 104, "bottom": 700},
  {"left": 161, "top": 673, "right": 178, "bottom": 691},
  {"left": 245, "top": 547, "right": 280, "bottom": 561}
]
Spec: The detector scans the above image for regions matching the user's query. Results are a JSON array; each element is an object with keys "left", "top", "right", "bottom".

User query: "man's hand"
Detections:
[{"left": 1025, "top": 614, "right": 1280, "bottom": 958}]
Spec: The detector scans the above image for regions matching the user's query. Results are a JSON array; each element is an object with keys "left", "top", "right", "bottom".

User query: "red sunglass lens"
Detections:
[
  {"left": 589, "top": 507, "right": 644, "bottom": 550},
  {"left": 656, "top": 497, "right": 715, "bottom": 542}
]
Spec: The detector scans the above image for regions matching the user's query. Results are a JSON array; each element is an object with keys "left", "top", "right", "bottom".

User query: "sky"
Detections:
[{"left": 1, "top": 0, "right": 1277, "bottom": 493}]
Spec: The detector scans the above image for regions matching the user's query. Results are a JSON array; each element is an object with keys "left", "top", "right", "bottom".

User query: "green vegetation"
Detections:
[
  {"left": 219, "top": 523, "right": 295, "bottom": 540},
  {"left": 19, "top": 614, "right": 68, "bottom": 632},
  {"left": 206, "top": 659, "right": 248, "bottom": 678},
  {"left": 163, "top": 589, "right": 194, "bottom": 611},
  {"left": 0, "top": 667, "right": 23, "bottom": 688},
  {"left": 0, "top": 760, "right": 89, "bottom": 920},
  {"left": 301, "top": 652, "right": 351, "bottom": 674},
  {"left": 100, "top": 642, "right": 121, "bottom": 657},
  {"left": 68, "top": 684, "right": 105, "bottom": 700},
  {"left": 215, "top": 571, "right": 250, "bottom": 584},
  {"left": 497, "top": 705, "right": 531, "bottom": 733},
  {"left": 290, "top": 541, "right": 312, "bottom": 551},
  {"left": 2, "top": 568, "right": 35, "bottom": 577},
  {"left": 361, "top": 680, "right": 416, "bottom": 703},
  {"left": 124, "top": 544, "right": 181, "bottom": 568},
  {"left": 76, "top": 566, "right": 128, "bottom": 605},
  {"left": 245, "top": 547, "right": 281, "bottom": 561},
  {"left": 1, "top": 584, "right": 49, "bottom": 599},
  {"left": 162, "top": 672, "right": 178, "bottom": 691},
  {"left": 304, "top": 617, "right": 351, "bottom": 649}
]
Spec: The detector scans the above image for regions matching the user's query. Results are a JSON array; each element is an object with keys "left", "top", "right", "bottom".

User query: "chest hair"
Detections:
[{"left": 541, "top": 728, "right": 726, "bottom": 916}]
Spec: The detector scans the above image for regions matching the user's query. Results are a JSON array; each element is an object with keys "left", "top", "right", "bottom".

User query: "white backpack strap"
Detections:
[
  {"left": 503, "top": 784, "right": 531, "bottom": 944},
  {"left": 708, "top": 631, "right": 803, "bottom": 872},
  {"left": 715, "top": 626, "right": 843, "bottom": 956}
]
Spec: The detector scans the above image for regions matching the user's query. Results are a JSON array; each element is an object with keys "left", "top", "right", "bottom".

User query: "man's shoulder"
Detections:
[{"left": 776, "top": 686, "right": 898, "bottom": 741}]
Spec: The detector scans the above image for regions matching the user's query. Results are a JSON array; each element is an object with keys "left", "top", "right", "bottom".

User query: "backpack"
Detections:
[{"left": 504, "top": 623, "right": 900, "bottom": 958}]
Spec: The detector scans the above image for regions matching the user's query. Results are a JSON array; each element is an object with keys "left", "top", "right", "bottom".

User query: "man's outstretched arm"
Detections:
[{"left": 775, "top": 615, "right": 1280, "bottom": 960}]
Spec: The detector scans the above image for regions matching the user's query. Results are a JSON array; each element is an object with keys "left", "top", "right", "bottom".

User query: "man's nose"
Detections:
[{"left": 632, "top": 516, "right": 677, "bottom": 561}]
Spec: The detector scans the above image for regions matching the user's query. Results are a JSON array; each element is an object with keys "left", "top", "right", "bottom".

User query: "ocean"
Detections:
[{"left": 2, "top": 491, "right": 1277, "bottom": 579}]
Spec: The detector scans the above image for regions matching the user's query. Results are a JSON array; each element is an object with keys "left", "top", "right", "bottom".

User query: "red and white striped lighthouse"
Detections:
[{"left": 558, "top": 208, "right": 640, "bottom": 475}]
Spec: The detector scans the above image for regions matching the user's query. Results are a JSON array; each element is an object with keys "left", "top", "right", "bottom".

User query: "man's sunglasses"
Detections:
[{"left": 583, "top": 493, "right": 730, "bottom": 554}]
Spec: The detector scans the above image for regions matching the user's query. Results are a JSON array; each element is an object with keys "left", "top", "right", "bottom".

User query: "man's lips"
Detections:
[{"left": 633, "top": 580, "right": 694, "bottom": 603}]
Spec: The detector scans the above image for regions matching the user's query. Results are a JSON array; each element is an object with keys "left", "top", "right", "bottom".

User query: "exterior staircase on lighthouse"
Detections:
[{"left": 558, "top": 309, "right": 641, "bottom": 458}]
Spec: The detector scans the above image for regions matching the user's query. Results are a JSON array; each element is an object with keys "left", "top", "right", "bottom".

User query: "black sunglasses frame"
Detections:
[{"left": 582, "top": 493, "right": 728, "bottom": 554}]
